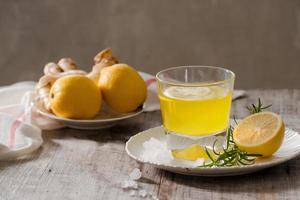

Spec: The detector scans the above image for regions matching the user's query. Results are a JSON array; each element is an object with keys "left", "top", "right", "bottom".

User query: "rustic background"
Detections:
[{"left": 1, "top": 0, "right": 300, "bottom": 88}]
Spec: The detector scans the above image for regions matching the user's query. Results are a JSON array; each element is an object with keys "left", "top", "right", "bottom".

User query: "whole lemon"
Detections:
[
  {"left": 50, "top": 75, "right": 101, "bottom": 119},
  {"left": 98, "top": 64, "right": 147, "bottom": 113}
]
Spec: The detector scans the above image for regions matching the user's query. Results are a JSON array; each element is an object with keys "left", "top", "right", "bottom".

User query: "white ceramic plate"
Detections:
[
  {"left": 34, "top": 100, "right": 143, "bottom": 130},
  {"left": 126, "top": 126, "right": 300, "bottom": 176}
]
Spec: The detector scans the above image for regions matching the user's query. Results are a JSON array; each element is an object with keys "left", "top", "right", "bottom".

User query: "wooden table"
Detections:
[{"left": 0, "top": 90, "right": 299, "bottom": 200}]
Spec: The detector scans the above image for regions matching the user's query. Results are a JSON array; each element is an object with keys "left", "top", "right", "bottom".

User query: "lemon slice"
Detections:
[
  {"left": 233, "top": 112, "right": 285, "bottom": 157},
  {"left": 163, "top": 86, "right": 228, "bottom": 100},
  {"left": 172, "top": 144, "right": 210, "bottom": 161},
  {"left": 164, "top": 87, "right": 212, "bottom": 100}
]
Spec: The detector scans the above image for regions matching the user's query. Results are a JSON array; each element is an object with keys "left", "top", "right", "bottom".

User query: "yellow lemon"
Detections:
[
  {"left": 50, "top": 75, "right": 101, "bottom": 119},
  {"left": 172, "top": 144, "right": 210, "bottom": 161},
  {"left": 233, "top": 112, "right": 285, "bottom": 157},
  {"left": 98, "top": 64, "right": 147, "bottom": 113}
]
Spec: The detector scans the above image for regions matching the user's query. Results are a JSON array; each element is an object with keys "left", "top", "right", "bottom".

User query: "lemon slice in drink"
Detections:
[
  {"left": 233, "top": 112, "right": 285, "bottom": 157},
  {"left": 164, "top": 86, "right": 228, "bottom": 100},
  {"left": 164, "top": 87, "right": 212, "bottom": 100}
]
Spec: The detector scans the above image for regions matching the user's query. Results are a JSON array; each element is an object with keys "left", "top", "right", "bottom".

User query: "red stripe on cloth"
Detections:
[
  {"left": 9, "top": 120, "right": 22, "bottom": 148},
  {"left": 9, "top": 112, "right": 26, "bottom": 148},
  {"left": 145, "top": 78, "right": 156, "bottom": 86}
]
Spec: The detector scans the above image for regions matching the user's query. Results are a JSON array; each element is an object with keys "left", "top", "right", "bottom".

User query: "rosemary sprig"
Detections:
[
  {"left": 202, "top": 98, "right": 272, "bottom": 168},
  {"left": 202, "top": 126, "right": 262, "bottom": 167},
  {"left": 246, "top": 98, "right": 272, "bottom": 114}
]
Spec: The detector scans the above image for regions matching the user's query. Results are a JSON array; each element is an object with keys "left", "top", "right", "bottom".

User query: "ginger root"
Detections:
[
  {"left": 87, "top": 48, "right": 118, "bottom": 83},
  {"left": 35, "top": 48, "right": 118, "bottom": 112}
]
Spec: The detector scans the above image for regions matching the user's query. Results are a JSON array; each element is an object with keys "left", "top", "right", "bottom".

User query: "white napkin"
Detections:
[
  {"left": 0, "top": 72, "right": 246, "bottom": 160},
  {"left": 0, "top": 82, "right": 42, "bottom": 160}
]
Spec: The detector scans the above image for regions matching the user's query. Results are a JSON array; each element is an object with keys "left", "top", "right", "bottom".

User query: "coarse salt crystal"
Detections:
[
  {"left": 149, "top": 193, "right": 160, "bottom": 200},
  {"left": 142, "top": 137, "right": 207, "bottom": 168},
  {"left": 129, "top": 190, "right": 136, "bottom": 196},
  {"left": 122, "top": 168, "right": 160, "bottom": 199},
  {"left": 138, "top": 189, "right": 147, "bottom": 197},
  {"left": 121, "top": 180, "right": 138, "bottom": 189},
  {"left": 142, "top": 138, "right": 173, "bottom": 164},
  {"left": 129, "top": 168, "right": 142, "bottom": 180},
  {"left": 151, "top": 195, "right": 159, "bottom": 200}
]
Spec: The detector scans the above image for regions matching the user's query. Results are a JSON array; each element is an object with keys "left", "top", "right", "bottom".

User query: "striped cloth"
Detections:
[{"left": 0, "top": 82, "right": 42, "bottom": 160}]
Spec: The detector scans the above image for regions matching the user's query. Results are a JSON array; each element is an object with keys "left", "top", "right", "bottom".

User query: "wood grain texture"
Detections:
[{"left": 0, "top": 90, "right": 299, "bottom": 200}]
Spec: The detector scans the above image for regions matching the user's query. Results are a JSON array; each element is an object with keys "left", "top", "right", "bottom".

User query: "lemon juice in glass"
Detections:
[{"left": 156, "top": 66, "right": 235, "bottom": 151}]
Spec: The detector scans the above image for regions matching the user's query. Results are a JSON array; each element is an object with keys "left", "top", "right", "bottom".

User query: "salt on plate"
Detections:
[
  {"left": 141, "top": 137, "right": 210, "bottom": 168},
  {"left": 142, "top": 138, "right": 173, "bottom": 164}
]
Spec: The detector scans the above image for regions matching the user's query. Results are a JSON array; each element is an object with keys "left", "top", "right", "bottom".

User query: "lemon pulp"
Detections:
[{"left": 233, "top": 112, "right": 285, "bottom": 157}]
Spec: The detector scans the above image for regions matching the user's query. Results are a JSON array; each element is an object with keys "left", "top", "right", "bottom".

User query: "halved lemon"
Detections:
[{"left": 233, "top": 112, "right": 285, "bottom": 157}]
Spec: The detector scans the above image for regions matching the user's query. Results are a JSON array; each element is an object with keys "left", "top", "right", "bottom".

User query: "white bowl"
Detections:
[{"left": 35, "top": 100, "right": 143, "bottom": 130}]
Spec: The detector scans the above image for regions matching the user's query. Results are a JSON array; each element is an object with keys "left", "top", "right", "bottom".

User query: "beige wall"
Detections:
[{"left": 0, "top": 0, "right": 300, "bottom": 89}]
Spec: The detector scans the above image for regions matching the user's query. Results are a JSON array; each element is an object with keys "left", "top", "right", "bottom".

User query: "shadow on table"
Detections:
[
  {"left": 0, "top": 146, "right": 44, "bottom": 169},
  {"left": 0, "top": 131, "right": 66, "bottom": 169},
  {"left": 0, "top": 112, "right": 161, "bottom": 169},
  {"left": 42, "top": 112, "right": 162, "bottom": 144},
  {"left": 162, "top": 160, "right": 300, "bottom": 193}
]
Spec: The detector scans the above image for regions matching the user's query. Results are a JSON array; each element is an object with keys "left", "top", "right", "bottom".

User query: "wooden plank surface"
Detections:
[{"left": 0, "top": 90, "right": 299, "bottom": 200}]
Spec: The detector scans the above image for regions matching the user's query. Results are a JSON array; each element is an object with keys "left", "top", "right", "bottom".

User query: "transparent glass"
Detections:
[{"left": 156, "top": 66, "right": 235, "bottom": 138}]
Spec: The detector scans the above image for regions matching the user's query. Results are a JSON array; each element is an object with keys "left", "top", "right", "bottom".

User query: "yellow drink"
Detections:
[{"left": 159, "top": 86, "right": 232, "bottom": 136}]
